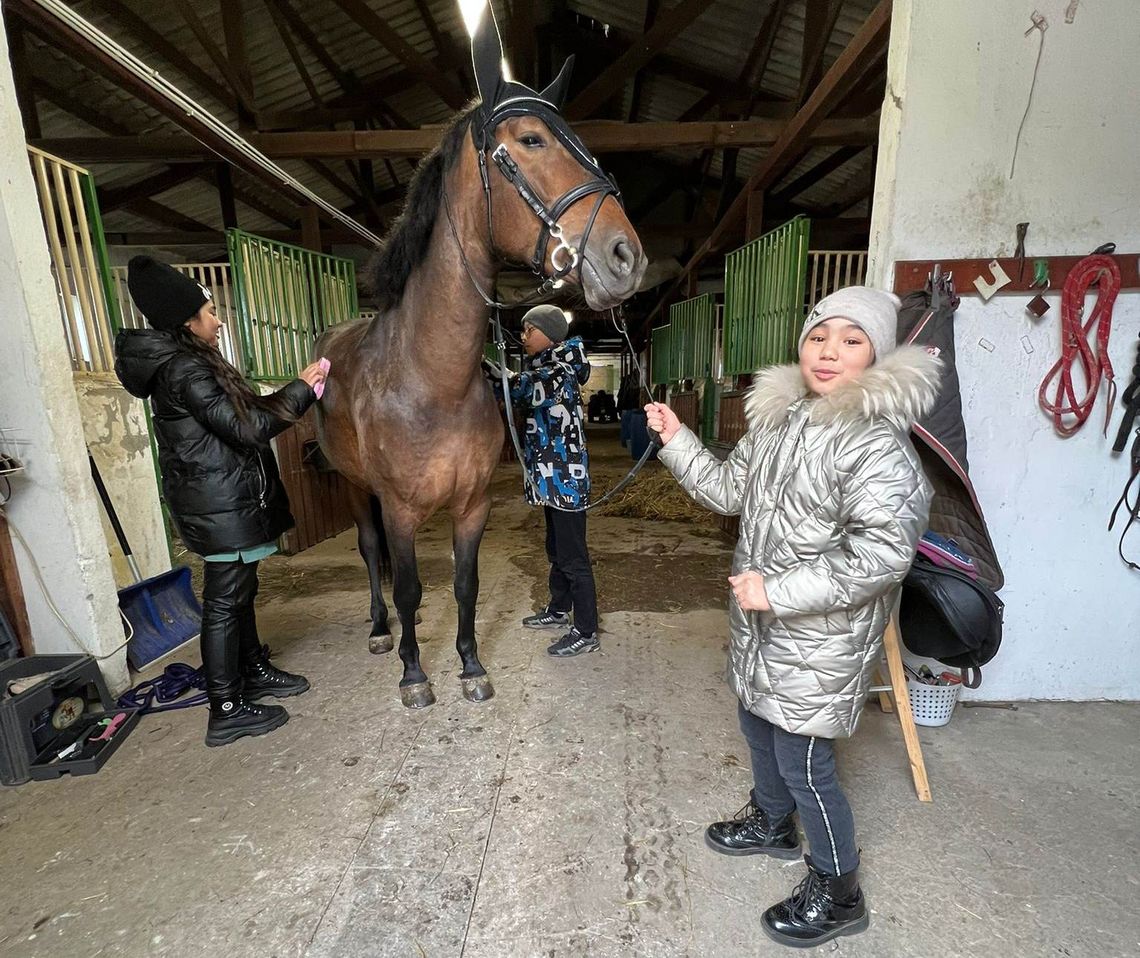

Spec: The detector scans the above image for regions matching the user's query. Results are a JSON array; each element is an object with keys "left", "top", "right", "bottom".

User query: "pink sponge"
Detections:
[{"left": 314, "top": 356, "right": 331, "bottom": 400}]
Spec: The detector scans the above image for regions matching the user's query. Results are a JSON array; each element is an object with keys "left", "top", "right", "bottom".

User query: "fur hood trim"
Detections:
[{"left": 744, "top": 345, "right": 942, "bottom": 431}]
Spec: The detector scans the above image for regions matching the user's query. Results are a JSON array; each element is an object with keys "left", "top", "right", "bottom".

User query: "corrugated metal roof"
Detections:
[{"left": 23, "top": 0, "right": 882, "bottom": 255}]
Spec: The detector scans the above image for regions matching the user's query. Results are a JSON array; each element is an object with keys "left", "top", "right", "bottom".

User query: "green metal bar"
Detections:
[{"left": 78, "top": 173, "right": 122, "bottom": 335}]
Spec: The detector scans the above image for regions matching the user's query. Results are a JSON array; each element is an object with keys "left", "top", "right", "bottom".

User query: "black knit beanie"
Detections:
[
  {"left": 127, "top": 255, "right": 211, "bottom": 332},
  {"left": 523, "top": 304, "right": 569, "bottom": 344}
]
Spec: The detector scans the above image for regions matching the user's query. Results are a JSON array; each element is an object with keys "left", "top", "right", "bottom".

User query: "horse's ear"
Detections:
[
  {"left": 470, "top": 2, "right": 506, "bottom": 110},
  {"left": 540, "top": 55, "right": 575, "bottom": 110}
]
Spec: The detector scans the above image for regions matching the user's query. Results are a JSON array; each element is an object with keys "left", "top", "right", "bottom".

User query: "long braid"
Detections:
[{"left": 173, "top": 327, "right": 299, "bottom": 425}]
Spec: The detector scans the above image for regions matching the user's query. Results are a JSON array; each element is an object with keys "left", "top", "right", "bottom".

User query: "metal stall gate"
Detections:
[
  {"left": 722, "top": 215, "right": 811, "bottom": 377},
  {"left": 28, "top": 147, "right": 120, "bottom": 373},
  {"left": 667, "top": 293, "right": 717, "bottom": 441},
  {"left": 226, "top": 230, "right": 360, "bottom": 553}
]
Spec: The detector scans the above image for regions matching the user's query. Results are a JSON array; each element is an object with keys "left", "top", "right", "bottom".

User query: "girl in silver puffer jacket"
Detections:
[{"left": 647, "top": 287, "right": 940, "bottom": 948}]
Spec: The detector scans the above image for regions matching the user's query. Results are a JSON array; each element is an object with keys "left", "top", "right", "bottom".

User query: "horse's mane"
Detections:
[{"left": 365, "top": 105, "right": 478, "bottom": 312}]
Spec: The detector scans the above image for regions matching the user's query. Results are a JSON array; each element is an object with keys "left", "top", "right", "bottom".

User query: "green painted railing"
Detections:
[
  {"left": 650, "top": 324, "right": 672, "bottom": 386},
  {"left": 722, "top": 215, "right": 811, "bottom": 376},
  {"left": 226, "top": 229, "right": 358, "bottom": 382},
  {"left": 668, "top": 293, "right": 715, "bottom": 382}
]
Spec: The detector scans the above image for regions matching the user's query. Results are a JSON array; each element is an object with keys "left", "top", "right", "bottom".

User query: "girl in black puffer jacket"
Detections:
[{"left": 115, "top": 256, "right": 327, "bottom": 747}]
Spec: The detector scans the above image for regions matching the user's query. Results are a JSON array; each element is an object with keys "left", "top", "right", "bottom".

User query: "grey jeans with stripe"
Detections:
[{"left": 737, "top": 701, "right": 860, "bottom": 876}]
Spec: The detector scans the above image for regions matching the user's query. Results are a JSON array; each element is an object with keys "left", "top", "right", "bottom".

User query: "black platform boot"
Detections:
[
  {"left": 761, "top": 855, "right": 869, "bottom": 948},
  {"left": 241, "top": 643, "right": 310, "bottom": 700},
  {"left": 705, "top": 791, "right": 802, "bottom": 858},
  {"left": 206, "top": 693, "right": 289, "bottom": 747},
  {"left": 238, "top": 595, "right": 309, "bottom": 699}
]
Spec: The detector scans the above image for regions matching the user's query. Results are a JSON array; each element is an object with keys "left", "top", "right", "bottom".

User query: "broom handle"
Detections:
[{"left": 88, "top": 452, "right": 143, "bottom": 584}]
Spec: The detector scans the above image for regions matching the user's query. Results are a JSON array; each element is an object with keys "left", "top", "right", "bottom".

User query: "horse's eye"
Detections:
[{"left": 519, "top": 134, "right": 545, "bottom": 148}]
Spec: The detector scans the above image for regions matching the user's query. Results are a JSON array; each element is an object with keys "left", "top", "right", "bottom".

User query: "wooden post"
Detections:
[
  {"left": 746, "top": 190, "right": 765, "bottom": 240},
  {"left": 300, "top": 205, "right": 322, "bottom": 253},
  {"left": 0, "top": 511, "right": 34, "bottom": 656},
  {"left": 216, "top": 164, "right": 238, "bottom": 229},
  {"left": 883, "top": 617, "right": 933, "bottom": 803}
]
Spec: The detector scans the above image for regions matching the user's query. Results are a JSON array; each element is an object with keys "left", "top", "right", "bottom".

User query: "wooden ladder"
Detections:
[{"left": 869, "top": 616, "right": 932, "bottom": 803}]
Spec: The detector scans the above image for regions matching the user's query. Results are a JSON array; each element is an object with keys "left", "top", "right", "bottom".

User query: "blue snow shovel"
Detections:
[{"left": 89, "top": 454, "right": 201, "bottom": 670}]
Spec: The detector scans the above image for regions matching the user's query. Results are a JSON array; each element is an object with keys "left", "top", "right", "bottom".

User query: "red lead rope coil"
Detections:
[{"left": 1038, "top": 254, "right": 1121, "bottom": 437}]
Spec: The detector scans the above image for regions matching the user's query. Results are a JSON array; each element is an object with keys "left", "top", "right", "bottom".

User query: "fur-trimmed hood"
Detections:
[{"left": 744, "top": 345, "right": 942, "bottom": 431}]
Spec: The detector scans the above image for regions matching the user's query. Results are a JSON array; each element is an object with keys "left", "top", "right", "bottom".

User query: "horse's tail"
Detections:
[{"left": 369, "top": 493, "right": 393, "bottom": 582}]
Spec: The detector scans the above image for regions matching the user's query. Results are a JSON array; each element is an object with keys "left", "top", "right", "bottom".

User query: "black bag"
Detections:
[{"left": 898, "top": 554, "right": 1004, "bottom": 689}]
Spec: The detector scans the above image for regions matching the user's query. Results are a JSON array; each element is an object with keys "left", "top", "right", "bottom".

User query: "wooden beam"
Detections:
[
  {"left": 627, "top": 0, "right": 661, "bottom": 122},
  {"left": 565, "top": 0, "right": 717, "bottom": 120},
  {"left": 176, "top": 2, "right": 255, "bottom": 117},
  {"left": 87, "top": 0, "right": 235, "bottom": 108},
  {"left": 216, "top": 164, "right": 239, "bottom": 229},
  {"left": 326, "top": 0, "right": 466, "bottom": 109},
  {"left": 30, "top": 118, "right": 878, "bottom": 163},
  {"left": 741, "top": 0, "right": 789, "bottom": 93},
  {"left": 261, "top": 0, "right": 322, "bottom": 107},
  {"left": 102, "top": 226, "right": 382, "bottom": 247},
  {"left": 300, "top": 205, "right": 322, "bottom": 252},
  {"left": 127, "top": 197, "right": 214, "bottom": 232},
  {"left": 221, "top": 0, "right": 256, "bottom": 127},
  {"left": 6, "top": 17, "right": 41, "bottom": 138},
  {"left": 643, "top": 0, "right": 892, "bottom": 327},
  {"left": 799, "top": 0, "right": 845, "bottom": 104},
  {"left": 11, "top": 0, "right": 307, "bottom": 225},
  {"left": 98, "top": 164, "right": 209, "bottom": 212},
  {"left": 768, "top": 145, "right": 864, "bottom": 206}
]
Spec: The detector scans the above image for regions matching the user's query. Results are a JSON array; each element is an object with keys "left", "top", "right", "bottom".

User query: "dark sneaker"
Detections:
[
  {"left": 523, "top": 607, "right": 571, "bottom": 630},
  {"left": 706, "top": 792, "right": 802, "bottom": 858},
  {"left": 547, "top": 628, "right": 600, "bottom": 657}
]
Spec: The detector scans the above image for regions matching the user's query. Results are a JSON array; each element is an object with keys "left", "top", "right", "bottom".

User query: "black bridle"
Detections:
[{"left": 438, "top": 105, "right": 658, "bottom": 513}]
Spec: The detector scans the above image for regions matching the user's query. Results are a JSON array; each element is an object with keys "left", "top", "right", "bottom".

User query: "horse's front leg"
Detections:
[
  {"left": 385, "top": 506, "right": 434, "bottom": 709},
  {"left": 453, "top": 498, "right": 494, "bottom": 702}
]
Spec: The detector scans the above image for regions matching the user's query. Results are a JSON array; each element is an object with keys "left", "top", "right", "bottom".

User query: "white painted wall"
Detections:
[
  {"left": 870, "top": 0, "right": 1140, "bottom": 700},
  {"left": 0, "top": 28, "right": 128, "bottom": 692},
  {"left": 76, "top": 375, "right": 171, "bottom": 586}
]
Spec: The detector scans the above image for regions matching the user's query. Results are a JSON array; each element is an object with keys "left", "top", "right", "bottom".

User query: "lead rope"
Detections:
[{"left": 1038, "top": 254, "right": 1121, "bottom": 436}]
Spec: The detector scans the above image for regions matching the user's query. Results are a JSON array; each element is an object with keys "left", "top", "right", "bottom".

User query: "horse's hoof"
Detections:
[
  {"left": 461, "top": 674, "right": 495, "bottom": 703},
  {"left": 400, "top": 681, "right": 435, "bottom": 709},
  {"left": 368, "top": 633, "right": 394, "bottom": 654}
]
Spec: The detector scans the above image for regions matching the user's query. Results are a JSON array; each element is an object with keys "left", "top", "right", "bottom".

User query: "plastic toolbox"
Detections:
[{"left": 0, "top": 654, "right": 137, "bottom": 785}]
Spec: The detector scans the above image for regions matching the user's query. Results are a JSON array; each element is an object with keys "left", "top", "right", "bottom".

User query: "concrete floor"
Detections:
[{"left": 1, "top": 431, "right": 1137, "bottom": 958}]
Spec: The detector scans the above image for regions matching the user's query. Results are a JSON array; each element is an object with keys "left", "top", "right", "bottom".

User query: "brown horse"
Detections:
[{"left": 315, "top": 14, "right": 647, "bottom": 708}]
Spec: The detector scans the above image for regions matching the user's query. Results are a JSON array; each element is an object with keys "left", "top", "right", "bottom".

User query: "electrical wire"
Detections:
[
  {"left": 4, "top": 508, "right": 133, "bottom": 661},
  {"left": 1009, "top": 20, "right": 1047, "bottom": 180},
  {"left": 28, "top": 0, "right": 384, "bottom": 247}
]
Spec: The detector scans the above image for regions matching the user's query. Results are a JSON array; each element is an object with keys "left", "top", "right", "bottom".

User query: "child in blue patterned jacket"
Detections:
[{"left": 490, "top": 304, "right": 599, "bottom": 658}]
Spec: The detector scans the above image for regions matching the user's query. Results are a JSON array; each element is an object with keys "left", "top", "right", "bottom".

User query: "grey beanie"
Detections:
[
  {"left": 523, "top": 304, "right": 569, "bottom": 344},
  {"left": 797, "top": 286, "right": 902, "bottom": 362}
]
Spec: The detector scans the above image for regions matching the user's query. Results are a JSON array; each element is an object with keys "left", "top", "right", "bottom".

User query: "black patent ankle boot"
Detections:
[
  {"left": 705, "top": 791, "right": 801, "bottom": 858},
  {"left": 761, "top": 855, "right": 869, "bottom": 948},
  {"left": 241, "top": 643, "right": 310, "bottom": 700},
  {"left": 205, "top": 693, "right": 289, "bottom": 747}
]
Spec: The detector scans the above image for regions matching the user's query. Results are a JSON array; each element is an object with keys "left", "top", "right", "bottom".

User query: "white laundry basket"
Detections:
[{"left": 906, "top": 676, "right": 961, "bottom": 727}]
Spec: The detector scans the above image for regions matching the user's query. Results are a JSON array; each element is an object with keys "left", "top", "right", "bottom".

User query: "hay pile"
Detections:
[{"left": 593, "top": 467, "right": 715, "bottom": 524}]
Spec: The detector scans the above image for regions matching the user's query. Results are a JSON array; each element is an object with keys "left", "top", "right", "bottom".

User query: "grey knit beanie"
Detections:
[
  {"left": 523, "top": 304, "right": 569, "bottom": 344},
  {"left": 797, "top": 286, "right": 902, "bottom": 362}
]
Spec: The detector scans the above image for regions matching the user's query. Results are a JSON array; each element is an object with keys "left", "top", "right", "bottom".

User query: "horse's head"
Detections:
[{"left": 465, "top": 4, "right": 648, "bottom": 310}]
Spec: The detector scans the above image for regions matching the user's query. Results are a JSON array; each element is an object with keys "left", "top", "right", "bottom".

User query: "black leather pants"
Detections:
[{"left": 200, "top": 559, "right": 262, "bottom": 699}]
